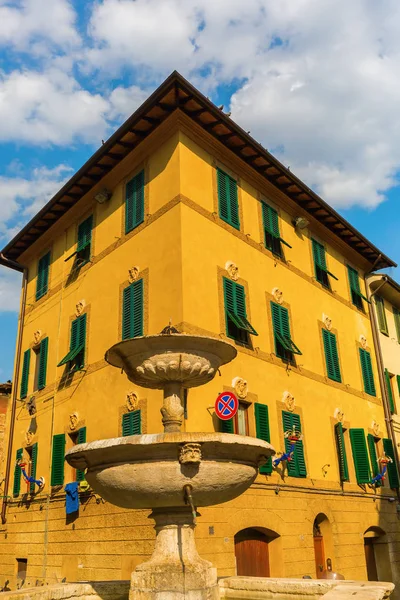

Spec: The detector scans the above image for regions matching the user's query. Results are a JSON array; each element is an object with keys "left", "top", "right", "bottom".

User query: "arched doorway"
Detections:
[
  {"left": 313, "top": 514, "right": 334, "bottom": 578},
  {"left": 364, "top": 527, "right": 392, "bottom": 582},
  {"left": 234, "top": 528, "right": 278, "bottom": 577}
]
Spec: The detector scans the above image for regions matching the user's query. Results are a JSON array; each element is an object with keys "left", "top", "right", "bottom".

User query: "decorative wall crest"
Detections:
[
  {"left": 76, "top": 300, "right": 86, "bottom": 317},
  {"left": 232, "top": 377, "right": 248, "bottom": 399},
  {"left": 334, "top": 408, "right": 345, "bottom": 423},
  {"left": 126, "top": 391, "right": 139, "bottom": 412},
  {"left": 360, "top": 335, "right": 367, "bottom": 349},
  {"left": 282, "top": 391, "right": 295, "bottom": 412},
  {"left": 179, "top": 443, "right": 202, "bottom": 465},
  {"left": 33, "top": 330, "right": 42, "bottom": 346},
  {"left": 69, "top": 412, "right": 79, "bottom": 431},
  {"left": 25, "top": 430, "right": 34, "bottom": 445},
  {"left": 372, "top": 421, "right": 380, "bottom": 436},
  {"left": 323, "top": 314, "right": 332, "bottom": 331},
  {"left": 128, "top": 266, "right": 140, "bottom": 283},
  {"left": 272, "top": 287, "right": 283, "bottom": 304},
  {"left": 225, "top": 261, "right": 239, "bottom": 281}
]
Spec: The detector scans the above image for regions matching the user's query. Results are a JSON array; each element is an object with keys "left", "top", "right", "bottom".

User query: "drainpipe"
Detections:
[
  {"left": 365, "top": 273, "right": 400, "bottom": 502},
  {"left": 0, "top": 253, "right": 27, "bottom": 524}
]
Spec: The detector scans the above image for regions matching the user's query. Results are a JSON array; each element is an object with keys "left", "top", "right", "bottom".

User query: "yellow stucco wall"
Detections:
[{"left": 1, "top": 114, "right": 399, "bottom": 592}]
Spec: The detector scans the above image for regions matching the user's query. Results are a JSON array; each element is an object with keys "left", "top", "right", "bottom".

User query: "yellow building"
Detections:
[{"left": 0, "top": 72, "right": 399, "bottom": 592}]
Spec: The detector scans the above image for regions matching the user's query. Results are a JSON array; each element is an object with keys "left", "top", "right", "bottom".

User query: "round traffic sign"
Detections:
[{"left": 215, "top": 391, "right": 238, "bottom": 420}]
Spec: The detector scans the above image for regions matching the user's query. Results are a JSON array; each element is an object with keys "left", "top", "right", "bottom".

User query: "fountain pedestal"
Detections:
[{"left": 131, "top": 509, "right": 218, "bottom": 600}]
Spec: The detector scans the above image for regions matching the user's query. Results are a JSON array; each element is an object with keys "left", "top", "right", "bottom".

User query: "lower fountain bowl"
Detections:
[{"left": 65, "top": 432, "right": 274, "bottom": 509}]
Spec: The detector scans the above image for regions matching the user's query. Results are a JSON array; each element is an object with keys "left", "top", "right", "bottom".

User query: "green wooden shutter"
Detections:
[
  {"left": 223, "top": 278, "right": 256, "bottom": 341},
  {"left": 122, "top": 410, "right": 142, "bottom": 436},
  {"left": 385, "top": 369, "right": 395, "bottom": 414},
  {"left": 122, "top": 279, "right": 144, "bottom": 340},
  {"left": 217, "top": 168, "right": 240, "bottom": 230},
  {"left": 348, "top": 266, "right": 361, "bottom": 293},
  {"left": 375, "top": 296, "right": 388, "bottom": 335},
  {"left": 271, "top": 302, "right": 301, "bottom": 357},
  {"left": 282, "top": 411, "right": 306, "bottom": 478},
  {"left": 36, "top": 252, "right": 50, "bottom": 300},
  {"left": 76, "top": 427, "right": 87, "bottom": 482},
  {"left": 367, "top": 434, "right": 379, "bottom": 479},
  {"left": 312, "top": 239, "right": 327, "bottom": 270},
  {"left": 335, "top": 423, "right": 349, "bottom": 482},
  {"left": 125, "top": 170, "right": 145, "bottom": 233},
  {"left": 13, "top": 448, "right": 23, "bottom": 497},
  {"left": 77, "top": 314, "right": 86, "bottom": 369},
  {"left": 220, "top": 418, "right": 234, "bottom": 433},
  {"left": 322, "top": 329, "right": 341, "bottom": 382},
  {"left": 393, "top": 307, "right": 400, "bottom": 343},
  {"left": 20, "top": 349, "right": 30, "bottom": 400},
  {"left": 383, "top": 438, "right": 399, "bottom": 488},
  {"left": 29, "top": 443, "right": 38, "bottom": 493},
  {"left": 37, "top": 337, "right": 49, "bottom": 390},
  {"left": 255, "top": 403, "right": 272, "bottom": 474},
  {"left": 350, "top": 429, "right": 370, "bottom": 484},
  {"left": 262, "top": 203, "right": 280, "bottom": 238},
  {"left": 51, "top": 434, "right": 65, "bottom": 486},
  {"left": 397, "top": 375, "right": 400, "bottom": 397},
  {"left": 77, "top": 215, "right": 93, "bottom": 252},
  {"left": 70, "top": 318, "right": 79, "bottom": 351},
  {"left": 359, "top": 349, "right": 376, "bottom": 396}
]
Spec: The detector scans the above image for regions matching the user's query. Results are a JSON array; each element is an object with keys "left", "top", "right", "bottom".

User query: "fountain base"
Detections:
[{"left": 130, "top": 508, "right": 218, "bottom": 600}]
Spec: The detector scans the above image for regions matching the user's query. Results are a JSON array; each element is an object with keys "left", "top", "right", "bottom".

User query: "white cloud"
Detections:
[
  {"left": 0, "top": 268, "right": 22, "bottom": 312},
  {"left": 107, "top": 84, "right": 149, "bottom": 121}
]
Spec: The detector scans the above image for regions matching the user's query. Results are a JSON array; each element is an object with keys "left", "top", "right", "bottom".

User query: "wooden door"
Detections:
[
  {"left": 313, "top": 535, "right": 325, "bottom": 578},
  {"left": 364, "top": 539, "right": 378, "bottom": 581},
  {"left": 235, "top": 529, "right": 270, "bottom": 577}
]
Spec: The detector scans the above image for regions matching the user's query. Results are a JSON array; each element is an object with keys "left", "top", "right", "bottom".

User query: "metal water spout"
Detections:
[{"left": 183, "top": 484, "right": 197, "bottom": 526}]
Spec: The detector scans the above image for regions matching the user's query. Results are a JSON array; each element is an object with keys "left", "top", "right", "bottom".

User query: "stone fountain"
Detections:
[{"left": 65, "top": 331, "right": 275, "bottom": 599}]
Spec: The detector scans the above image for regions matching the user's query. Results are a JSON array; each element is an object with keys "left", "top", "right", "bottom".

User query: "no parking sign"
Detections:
[{"left": 215, "top": 391, "right": 238, "bottom": 420}]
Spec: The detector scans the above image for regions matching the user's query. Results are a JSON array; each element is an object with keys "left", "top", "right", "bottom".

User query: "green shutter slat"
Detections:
[
  {"left": 282, "top": 411, "right": 306, "bottom": 478},
  {"left": 13, "top": 448, "right": 23, "bottom": 497},
  {"left": 375, "top": 296, "right": 388, "bottom": 335},
  {"left": 20, "top": 349, "right": 30, "bottom": 400},
  {"left": 36, "top": 252, "right": 50, "bottom": 300},
  {"left": 29, "top": 443, "right": 38, "bottom": 493},
  {"left": 217, "top": 168, "right": 240, "bottom": 230},
  {"left": 122, "top": 410, "right": 142, "bottom": 436},
  {"left": 77, "top": 215, "right": 93, "bottom": 252},
  {"left": 359, "top": 349, "right": 376, "bottom": 396},
  {"left": 51, "top": 434, "right": 65, "bottom": 486},
  {"left": 255, "top": 403, "right": 272, "bottom": 474},
  {"left": 122, "top": 280, "right": 143, "bottom": 340},
  {"left": 322, "top": 329, "right": 341, "bottom": 382},
  {"left": 385, "top": 369, "right": 395, "bottom": 414},
  {"left": 393, "top": 308, "right": 400, "bottom": 344},
  {"left": 350, "top": 429, "right": 370, "bottom": 484},
  {"left": 76, "top": 427, "right": 87, "bottom": 482},
  {"left": 383, "top": 438, "right": 399, "bottom": 489},
  {"left": 220, "top": 418, "right": 234, "bottom": 433},
  {"left": 367, "top": 434, "right": 379, "bottom": 479},
  {"left": 125, "top": 170, "right": 145, "bottom": 233},
  {"left": 37, "top": 337, "right": 49, "bottom": 390},
  {"left": 335, "top": 423, "right": 349, "bottom": 482}
]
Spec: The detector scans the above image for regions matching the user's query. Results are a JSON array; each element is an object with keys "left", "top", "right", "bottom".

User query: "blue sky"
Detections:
[{"left": 1, "top": 0, "right": 400, "bottom": 380}]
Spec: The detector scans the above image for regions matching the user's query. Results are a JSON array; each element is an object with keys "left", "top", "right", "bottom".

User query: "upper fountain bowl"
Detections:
[{"left": 105, "top": 334, "right": 237, "bottom": 389}]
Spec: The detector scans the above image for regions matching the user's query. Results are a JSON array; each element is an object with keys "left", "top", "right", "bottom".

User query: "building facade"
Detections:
[{"left": 0, "top": 73, "right": 399, "bottom": 592}]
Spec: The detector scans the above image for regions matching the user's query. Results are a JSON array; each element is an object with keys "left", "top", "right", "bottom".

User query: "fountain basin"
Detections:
[
  {"left": 65, "top": 432, "right": 274, "bottom": 509},
  {"left": 105, "top": 334, "right": 237, "bottom": 388}
]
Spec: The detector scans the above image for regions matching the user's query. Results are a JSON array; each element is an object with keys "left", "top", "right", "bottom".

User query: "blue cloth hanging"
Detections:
[{"left": 65, "top": 482, "right": 79, "bottom": 515}]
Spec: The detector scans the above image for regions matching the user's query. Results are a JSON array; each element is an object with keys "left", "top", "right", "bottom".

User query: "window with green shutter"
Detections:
[
  {"left": 122, "top": 279, "right": 144, "bottom": 340},
  {"left": 282, "top": 411, "right": 306, "bottom": 478},
  {"left": 261, "top": 202, "right": 291, "bottom": 258},
  {"left": 35, "top": 337, "right": 49, "bottom": 391},
  {"left": 367, "top": 434, "right": 380, "bottom": 486},
  {"left": 383, "top": 438, "right": 400, "bottom": 488},
  {"left": 385, "top": 369, "right": 396, "bottom": 414},
  {"left": 334, "top": 423, "right": 349, "bottom": 482},
  {"left": 375, "top": 296, "right": 388, "bottom": 335},
  {"left": 271, "top": 302, "right": 301, "bottom": 361},
  {"left": 219, "top": 418, "right": 234, "bottom": 433},
  {"left": 347, "top": 266, "right": 369, "bottom": 310},
  {"left": 255, "top": 403, "right": 272, "bottom": 474},
  {"left": 359, "top": 349, "right": 376, "bottom": 396},
  {"left": 57, "top": 314, "right": 86, "bottom": 372},
  {"left": 20, "top": 349, "right": 30, "bottom": 399},
  {"left": 125, "top": 170, "right": 145, "bottom": 234},
  {"left": 223, "top": 278, "right": 257, "bottom": 344},
  {"left": 122, "top": 410, "right": 142, "bottom": 436},
  {"left": 65, "top": 215, "right": 93, "bottom": 267},
  {"left": 217, "top": 168, "right": 240, "bottom": 230},
  {"left": 322, "top": 329, "right": 341, "bottom": 382},
  {"left": 311, "top": 239, "right": 337, "bottom": 289},
  {"left": 349, "top": 429, "right": 370, "bottom": 484},
  {"left": 36, "top": 251, "right": 50, "bottom": 300},
  {"left": 13, "top": 448, "right": 23, "bottom": 497},
  {"left": 393, "top": 307, "right": 400, "bottom": 343},
  {"left": 29, "top": 443, "right": 38, "bottom": 494},
  {"left": 76, "top": 427, "right": 87, "bottom": 482},
  {"left": 51, "top": 434, "right": 65, "bottom": 486}
]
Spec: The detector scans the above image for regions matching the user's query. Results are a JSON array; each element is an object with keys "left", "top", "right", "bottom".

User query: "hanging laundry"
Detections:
[{"left": 65, "top": 482, "right": 79, "bottom": 515}]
